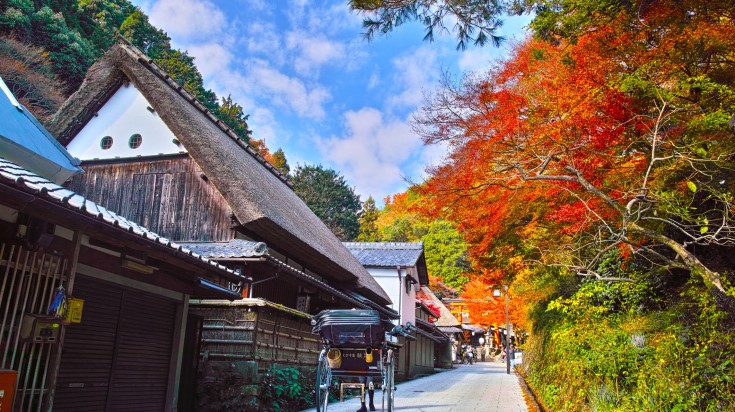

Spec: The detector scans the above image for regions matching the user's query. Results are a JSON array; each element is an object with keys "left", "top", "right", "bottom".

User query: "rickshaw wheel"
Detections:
[
  {"left": 316, "top": 348, "right": 330, "bottom": 412},
  {"left": 384, "top": 350, "right": 395, "bottom": 412}
]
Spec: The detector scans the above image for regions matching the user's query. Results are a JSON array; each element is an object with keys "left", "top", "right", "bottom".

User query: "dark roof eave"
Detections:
[
  {"left": 257, "top": 256, "right": 397, "bottom": 318},
  {"left": 0, "top": 165, "right": 242, "bottom": 284}
]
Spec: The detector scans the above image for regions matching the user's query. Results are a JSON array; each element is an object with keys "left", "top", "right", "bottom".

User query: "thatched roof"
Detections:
[{"left": 45, "top": 42, "right": 390, "bottom": 306}]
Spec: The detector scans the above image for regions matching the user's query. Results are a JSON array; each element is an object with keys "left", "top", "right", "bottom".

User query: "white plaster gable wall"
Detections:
[
  {"left": 366, "top": 267, "right": 416, "bottom": 327},
  {"left": 66, "top": 83, "right": 184, "bottom": 160}
]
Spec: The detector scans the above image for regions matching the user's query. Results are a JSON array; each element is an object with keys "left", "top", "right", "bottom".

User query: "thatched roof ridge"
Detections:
[{"left": 45, "top": 43, "right": 390, "bottom": 305}]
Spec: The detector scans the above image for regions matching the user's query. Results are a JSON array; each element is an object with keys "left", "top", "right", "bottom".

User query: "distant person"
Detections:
[
  {"left": 509, "top": 345, "right": 516, "bottom": 368},
  {"left": 356, "top": 377, "right": 375, "bottom": 412}
]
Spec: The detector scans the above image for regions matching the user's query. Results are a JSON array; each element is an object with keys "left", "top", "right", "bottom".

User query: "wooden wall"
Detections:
[
  {"left": 190, "top": 303, "right": 320, "bottom": 370},
  {"left": 67, "top": 156, "right": 235, "bottom": 242}
]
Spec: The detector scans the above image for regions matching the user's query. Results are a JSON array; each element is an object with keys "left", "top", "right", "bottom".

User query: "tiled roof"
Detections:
[
  {"left": 343, "top": 242, "right": 424, "bottom": 267},
  {"left": 0, "top": 77, "right": 82, "bottom": 184},
  {"left": 417, "top": 286, "right": 461, "bottom": 327},
  {"left": 0, "top": 156, "right": 238, "bottom": 280},
  {"left": 180, "top": 239, "right": 268, "bottom": 258},
  {"left": 181, "top": 239, "right": 399, "bottom": 319}
]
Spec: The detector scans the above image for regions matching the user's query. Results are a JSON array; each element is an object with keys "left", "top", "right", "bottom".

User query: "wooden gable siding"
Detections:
[{"left": 67, "top": 156, "right": 235, "bottom": 242}]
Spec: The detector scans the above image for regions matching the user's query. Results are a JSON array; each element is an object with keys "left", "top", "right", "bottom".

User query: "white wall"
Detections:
[
  {"left": 66, "top": 83, "right": 184, "bottom": 160},
  {"left": 366, "top": 267, "right": 415, "bottom": 327}
]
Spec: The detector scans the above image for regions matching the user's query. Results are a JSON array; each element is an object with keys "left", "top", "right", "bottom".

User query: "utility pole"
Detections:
[{"left": 505, "top": 285, "right": 510, "bottom": 374}]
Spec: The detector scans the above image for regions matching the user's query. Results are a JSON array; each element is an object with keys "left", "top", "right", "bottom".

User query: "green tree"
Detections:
[
  {"left": 291, "top": 164, "right": 361, "bottom": 241},
  {"left": 217, "top": 94, "right": 252, "bottom": 142},
  {"left": 380, "top": 216, "right": 426, "bottom": 242},
  {"left": 0, "top": 0, "right": 35, "bottom": 38},
  {"left": 0, "top": 1, "right": 98, "bottom": 91},
  {"left": 349, "top": 0, "right": 509, "bottom": 49},
  {"left": 119, "top": 9, "right": 170, "bottom": 58},
  {"left": 422, "top": 220, "right": 471, "bottom": 291},
  {"left": 155, "top": 48, "right": 218, "bottom": 111},
  {"left": 271, "top": 148, "right": 290, "bottom": 175},
  {"left": 76, "top": 0, "right": 135, "bottom": 52},
  {"left": 357, "top": 196, "right": 380, "bottom": 241}
]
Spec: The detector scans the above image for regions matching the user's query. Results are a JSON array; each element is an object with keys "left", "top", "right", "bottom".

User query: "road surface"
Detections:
[{"left": 301, "top": 360, "right": 529, "bottom": 412}]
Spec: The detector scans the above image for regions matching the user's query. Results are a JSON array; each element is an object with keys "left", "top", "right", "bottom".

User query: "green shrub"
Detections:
[
  {"left": 526, "top": 278, "right": 735, "bottom": 411},
  {"left": 259, "top": 366, "right": 315, "bottom": 412}
]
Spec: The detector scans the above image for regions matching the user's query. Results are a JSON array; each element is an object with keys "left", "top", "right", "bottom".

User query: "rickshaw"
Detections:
[{"left": 311, "top": 309, "right": 410, "bottom": 412}]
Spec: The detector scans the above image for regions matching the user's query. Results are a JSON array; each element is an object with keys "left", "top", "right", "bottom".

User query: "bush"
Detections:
[
  {"left": 526, "top": 278, "right": 735, "bottom": 411},
  {"left": 259, "top": 366, "right": 316, "bottom": 412}
]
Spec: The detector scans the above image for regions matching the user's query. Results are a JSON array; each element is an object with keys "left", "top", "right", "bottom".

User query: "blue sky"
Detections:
[{"left": 133, "top": 0, "right": 531, "bottom": 205}]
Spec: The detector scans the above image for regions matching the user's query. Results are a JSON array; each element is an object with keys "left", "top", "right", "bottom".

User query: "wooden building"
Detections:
[
  {"left": 416, "top": 286, "right": 459, "bottom": 368},
  {"left": 342, "top": 242, "right": 448, "bottom": 379},
  {"left": 45, "top": 41, "right": 395, "bottom": 409},
  {"left": 0, "top": 78, "right": 244, "bottom": 411}
]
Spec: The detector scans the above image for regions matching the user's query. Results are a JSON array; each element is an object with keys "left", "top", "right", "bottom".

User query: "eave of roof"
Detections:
[
  {"left": 189, "top": 298, "right": 312, "bottom": 319},
  {"left": 0, "top": 77, "right": 82, "bottom": 184},
  {"left": 0, "top": 156, "right": 244, "bottom": 286},
  {"left": 183, "top": 239, "right": 398, "bottom": 319},
  {"left": 411, "top": 319, "right": 450, "bottom": 344},
  {"left": 437, "top": 326, "right": 463, "bottom": 334},
  {"left": 179, "top": 239, "right": 268, "bottom": 259}
]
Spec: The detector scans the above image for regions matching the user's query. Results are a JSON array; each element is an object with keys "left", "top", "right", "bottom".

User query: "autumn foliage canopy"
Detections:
[{"left": 398, "top": 1, "right": 735, "bottom": 339}]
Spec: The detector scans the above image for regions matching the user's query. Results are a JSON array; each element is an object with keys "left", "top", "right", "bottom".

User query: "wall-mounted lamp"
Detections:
[{"left": 405, "top": 273, "right": 418, "bottom": 293}]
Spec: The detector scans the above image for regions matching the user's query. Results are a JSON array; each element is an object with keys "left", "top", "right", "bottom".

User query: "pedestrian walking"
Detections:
[
  {"left": 509, "top": 345, "right": 516, "bottom": 368},
  {"left": 356, "top": 377, "right": 375, "bottom": 412}
]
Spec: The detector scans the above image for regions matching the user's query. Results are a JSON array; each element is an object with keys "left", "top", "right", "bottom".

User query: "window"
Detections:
[
  {"left": 100, "top": 136, "right": 113, "bottom": 150},
  {"left": 128, "top": 133, "right": 142, "bottom": 149}
]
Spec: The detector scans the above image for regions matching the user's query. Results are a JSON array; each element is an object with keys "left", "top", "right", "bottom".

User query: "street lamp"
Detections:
[{"left": 493, "top": 285, "right": 511, "bottom": 374}]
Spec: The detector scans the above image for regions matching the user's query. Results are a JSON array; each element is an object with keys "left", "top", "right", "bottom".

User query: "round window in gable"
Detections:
[
  {"left": 100, "top": 136, "right": 113, "bottom": 150},
  {"left": 129, "top": 133, "right": 143, "bottom": 149}
]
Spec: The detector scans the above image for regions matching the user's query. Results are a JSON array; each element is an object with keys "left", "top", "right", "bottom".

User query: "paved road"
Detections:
[{"left": 301, "top": 361, "right": 528, "bottom": 412}]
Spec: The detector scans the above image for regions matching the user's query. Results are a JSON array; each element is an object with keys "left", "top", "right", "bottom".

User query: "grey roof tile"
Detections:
[
  {"left": 343, "top": 242, "right": 424, "bottom": 267},
  {"left": 180, "top": 239, "right": 268, "bottom": 259}
]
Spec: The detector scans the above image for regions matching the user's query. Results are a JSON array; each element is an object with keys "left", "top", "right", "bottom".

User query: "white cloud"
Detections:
[
  {"left": 244, "top": 20, "right": 284, "bottom": 60},
  {"left": 367, "top": 72, "right": 380, "bottom": 89},
  {"left": 458, "top": 47, "right": 494, "bottom": 74},
  {"left": 318, "top": 108, "right": 424, "bottom": 201},
  {"left": 415, "top": 139, "right": 449, "bottom": 180},
  {"left": 148, "top": 0, "right": 226, "bottom": 41},
  {"left": 286, "top": 32, "right": 345, "bottom": 75},
  {"left": 244, "top": 0, "right": 271, "bottom": 12},
  {"left": 286, "top": 0, "right": 359, "bottom": 35},
  {"left": 186, "top": 43, "right": 234, "bottom": 79},
  {"left": 246, "top": 59, "right": 331, "bottom": 119},
  {"left": 249, "top": 107, "right": 282, "bottom": 148},
  {"left": 387, "top": 47, "right": 439, "bottom": 110}
]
